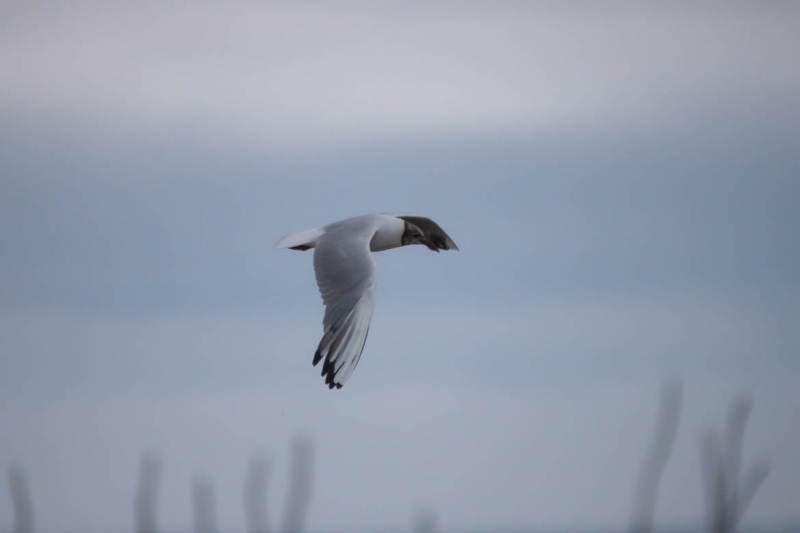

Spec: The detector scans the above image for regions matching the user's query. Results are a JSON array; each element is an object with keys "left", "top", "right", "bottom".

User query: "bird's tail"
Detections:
[{"left": 274, "top": 226, "right": 326, "bottom": 251}]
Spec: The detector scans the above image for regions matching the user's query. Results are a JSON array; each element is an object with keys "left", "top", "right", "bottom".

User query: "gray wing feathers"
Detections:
[
  {"left": 311, "top": 225, "right": 378, "bottom": 389},
  {"left": 314, "top": 293, "right": 374, "bottom": 388}
]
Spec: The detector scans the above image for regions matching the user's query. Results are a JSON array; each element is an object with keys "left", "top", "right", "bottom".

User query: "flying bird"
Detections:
[{"left": 275, "top": 213, "right": 458, "bottom": 390}]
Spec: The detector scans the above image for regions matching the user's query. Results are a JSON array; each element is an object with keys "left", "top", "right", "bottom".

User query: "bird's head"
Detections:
[{"left": 401, "top": 221, "right": 439, "bottom": 252}]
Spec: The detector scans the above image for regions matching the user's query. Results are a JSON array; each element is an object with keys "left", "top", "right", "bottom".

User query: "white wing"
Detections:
[{"left": 311, "top": 222, "right": 378, "bottom": 389}]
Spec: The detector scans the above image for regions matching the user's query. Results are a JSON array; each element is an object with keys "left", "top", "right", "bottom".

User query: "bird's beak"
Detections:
[{"left": 423, "top": 239, "right": 440, "bottom": 252}]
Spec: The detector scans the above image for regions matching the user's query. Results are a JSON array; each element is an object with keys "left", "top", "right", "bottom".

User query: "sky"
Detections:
[{"left": 1, "top": 3, "right": 799, "bottom": 532}]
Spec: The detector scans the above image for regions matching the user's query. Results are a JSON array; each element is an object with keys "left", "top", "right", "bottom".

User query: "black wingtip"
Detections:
[
  {"left": 322, "top": 356, "right": 337, "bottom": 388},
  {"left": 321, "top": 356, "right": 344, "bottom": 390},
  {"left": 312, "top": 347, "right": 323, "bottom": 366}
]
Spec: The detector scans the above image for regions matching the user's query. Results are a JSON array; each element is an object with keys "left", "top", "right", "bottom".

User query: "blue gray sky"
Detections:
[{"left": 1, "top": 3, "right": 799, "bottom": 532}]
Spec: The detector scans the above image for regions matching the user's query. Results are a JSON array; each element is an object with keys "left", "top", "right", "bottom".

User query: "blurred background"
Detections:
[{"left": 1, "top": 3, "right": 798, "bottom": 532}]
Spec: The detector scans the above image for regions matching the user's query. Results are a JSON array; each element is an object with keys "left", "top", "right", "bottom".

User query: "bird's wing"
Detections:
[
  {"left": 312, "top": 223, "right": 379, "bottom": 389},
  {"left": 381, "top": 213, "right": 459, "bottom": 251}
]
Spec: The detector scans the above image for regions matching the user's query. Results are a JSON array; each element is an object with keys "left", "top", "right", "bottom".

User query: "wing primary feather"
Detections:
[
  {"left": 312, "top": 326, "right": 338, "bottom": 366},
  {"left": 309, "top": 217, "right": 380, "bottom": 390},
  {"left": 322, "top": 358, "right": 337, "bottom": 389},
  {"left": 317, "top": 304, "right": 371, "bottom": 389},
  {"left": 312, "top": 347, "right": 323, "bottom": 366},
  {"left": 345, "top": 325, "right": 370, "bottom": 382}
]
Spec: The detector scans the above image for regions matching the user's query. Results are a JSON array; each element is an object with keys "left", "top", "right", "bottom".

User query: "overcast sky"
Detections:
[{"left": 1, "top": 3, "right": 799, "bottom": 532}]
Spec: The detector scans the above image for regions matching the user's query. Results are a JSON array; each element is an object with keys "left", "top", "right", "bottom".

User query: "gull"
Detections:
[{"left": 275, "top": 213, "right": 458, "bottom": 390}]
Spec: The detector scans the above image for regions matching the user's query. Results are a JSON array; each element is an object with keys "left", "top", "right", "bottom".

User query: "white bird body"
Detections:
[{"left": 276, "top": 213, "right": 458, "bottom": 389}]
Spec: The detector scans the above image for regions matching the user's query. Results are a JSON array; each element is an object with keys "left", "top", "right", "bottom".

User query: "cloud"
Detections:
[{"left": 2, "top": 4, "right": 799, "bottom": 150}]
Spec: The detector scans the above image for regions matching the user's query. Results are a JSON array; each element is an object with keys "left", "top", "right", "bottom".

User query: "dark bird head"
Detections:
[{"left": 401, "top": 221, "right": 439, "bottom": 252}]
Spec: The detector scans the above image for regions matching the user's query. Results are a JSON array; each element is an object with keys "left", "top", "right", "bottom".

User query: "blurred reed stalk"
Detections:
[
  {"left": 280, "top": 436, "right": 315, "bottom": 533},
  {"left": 135, "top": 452, "right": 162, "bottom": 533},
  {"left": 412, "top": 506, "right": 438, "bottom": 533},
  {"left": 192, "top": 477, "right": 217, "bottom": 533},
  {"left": 699, "top": 394, "right": 771, "bottom": 533},
  {"left": 631, "top": 378, "right": 684, "bottom": 533},
  {"left": 4, "top": 435, "right": 315, "bottom": 532},
  {"left": 244, "top": 454, "right": 271, "bottom": 533},
  {"left": 8, "top": 465, "right": 35, "bottom": 533}
]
